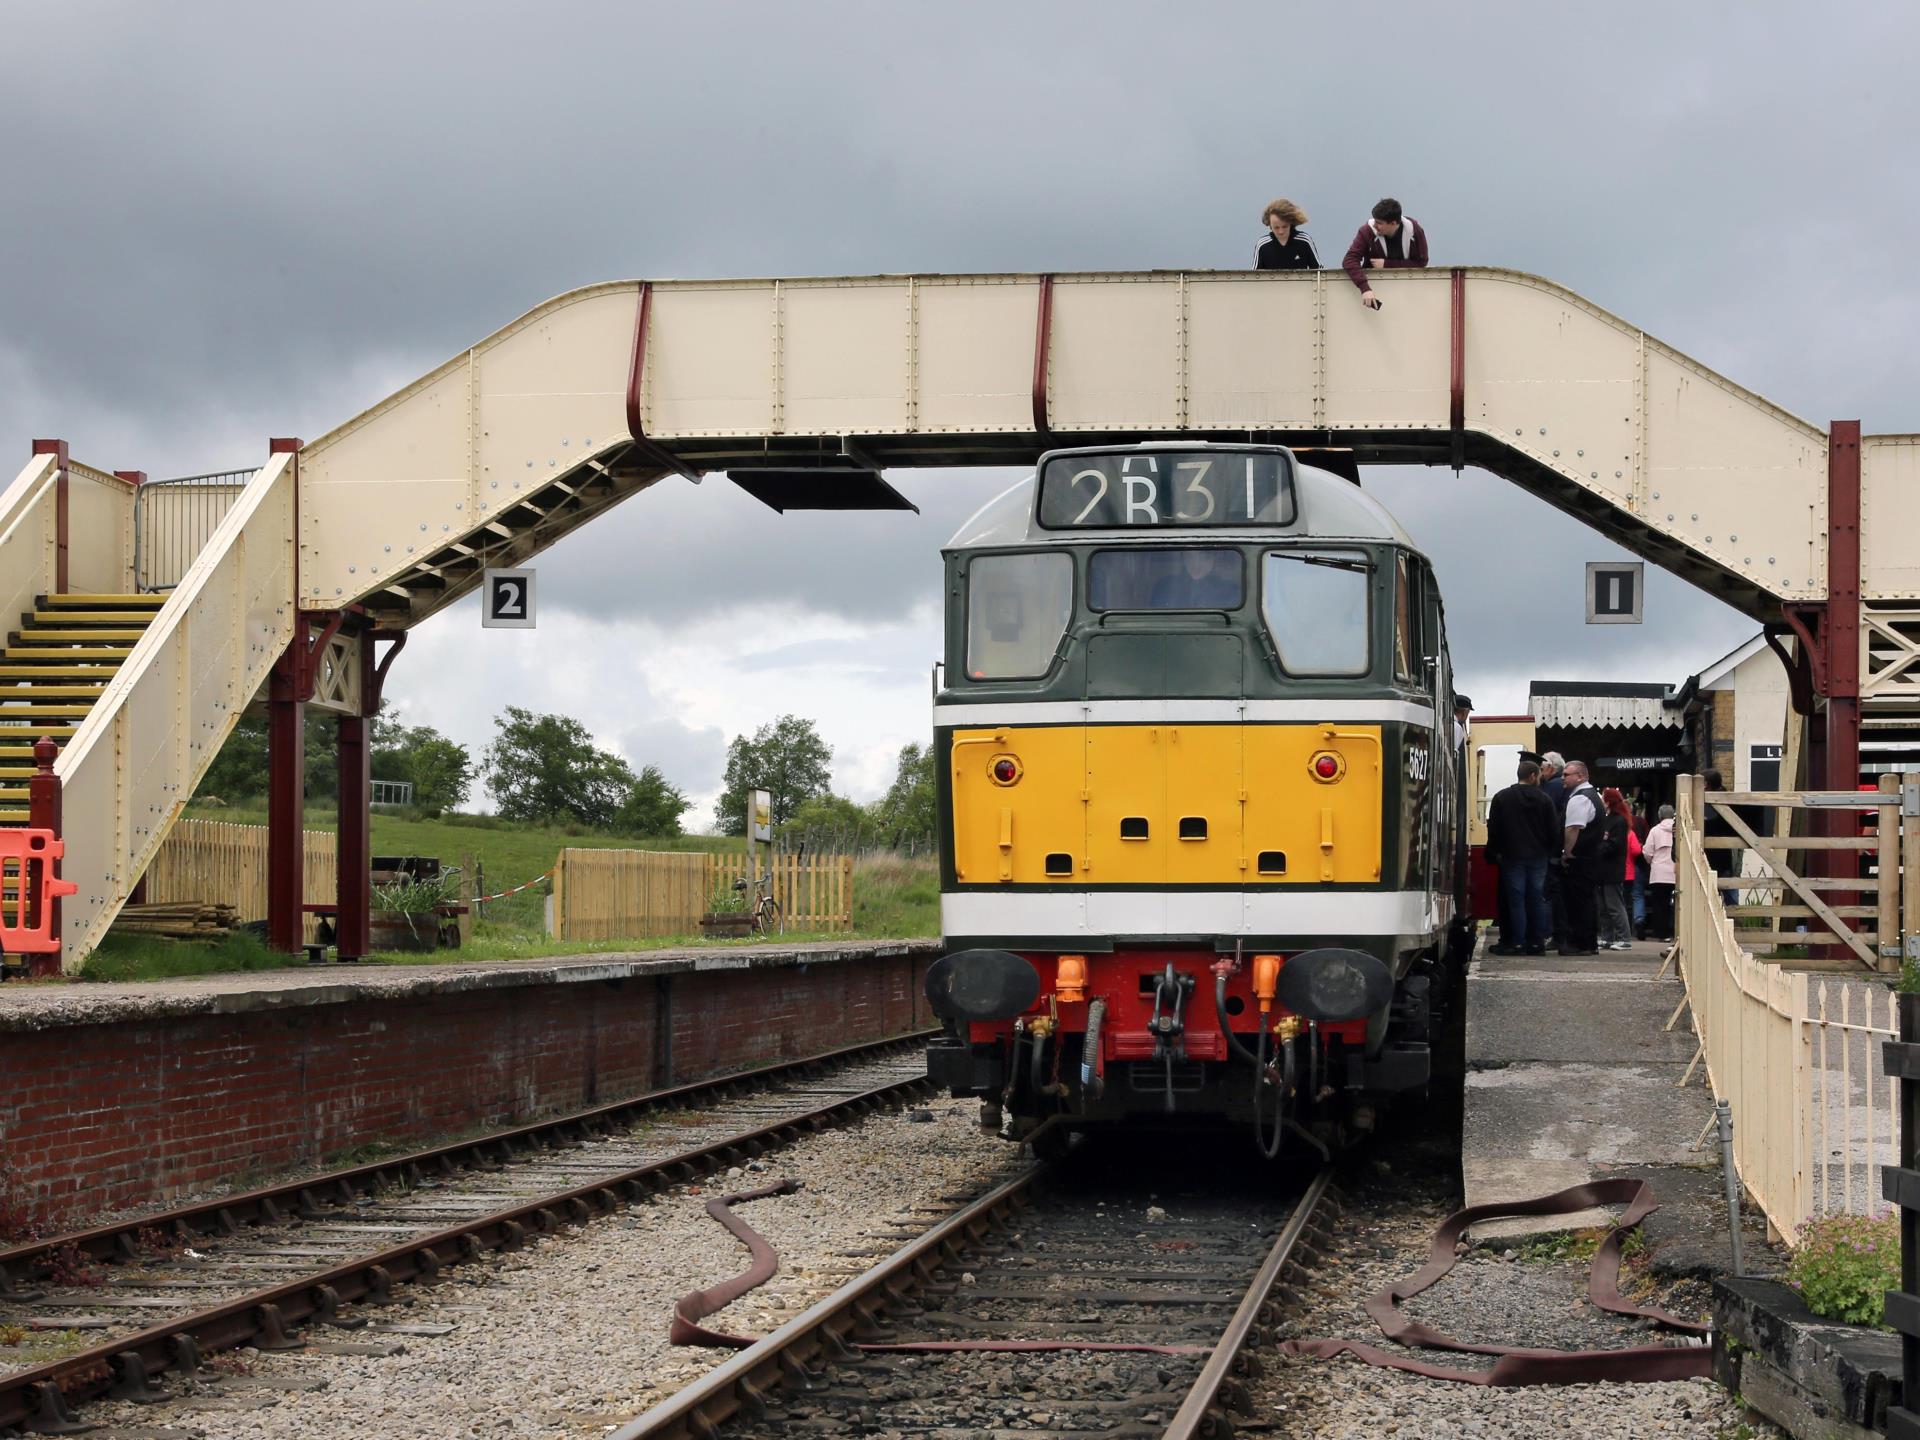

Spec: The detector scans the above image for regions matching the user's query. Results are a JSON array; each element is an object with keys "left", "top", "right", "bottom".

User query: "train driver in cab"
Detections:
[{"left": 1150, "top": 549, "right": 1240, "bottom": 609}]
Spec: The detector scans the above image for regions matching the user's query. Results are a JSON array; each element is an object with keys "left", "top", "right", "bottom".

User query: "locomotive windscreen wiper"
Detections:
[{"left": 1297, "top": 555, "right": 1371, "bottom": 573}]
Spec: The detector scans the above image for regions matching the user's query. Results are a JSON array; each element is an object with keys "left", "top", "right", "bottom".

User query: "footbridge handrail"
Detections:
[
  {"left": 54, "top": 453, "right": 297, "bottom": 956},
  {"left": 1673, "top": 774, "right": 1812, "bottom": 1243}
]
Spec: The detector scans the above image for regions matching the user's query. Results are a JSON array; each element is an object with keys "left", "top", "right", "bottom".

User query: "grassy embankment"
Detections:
[{"left": 78, "top": 803, "right": 939, "bottom": 981}]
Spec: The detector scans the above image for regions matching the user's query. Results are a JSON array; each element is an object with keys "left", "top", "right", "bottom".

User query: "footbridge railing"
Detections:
[
  {"left": 54, "top": 453, "right": 297, "bottom": 958},
  {"left": 1673, "top": 774, "right": 1910, "bottom": 1244}
]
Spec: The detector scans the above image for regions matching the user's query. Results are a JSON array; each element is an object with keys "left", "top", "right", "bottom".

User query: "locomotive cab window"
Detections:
[
  {"left": 965, "top": 551, "right": 1073, "bottom": 680},
  {"left": 1088, "top": 548, "right": 1244, "bottom": 611},
  {"left": 1393, "top": 554, "right": 1422, "bottom": 683},
  {"left": 1261, "top": 550, "right": 1371, "bottom": 676}
]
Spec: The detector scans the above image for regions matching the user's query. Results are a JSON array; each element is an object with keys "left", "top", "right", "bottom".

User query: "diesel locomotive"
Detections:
[{"left": 924, "top": 443, "right": 1471, "bottom": 1157}]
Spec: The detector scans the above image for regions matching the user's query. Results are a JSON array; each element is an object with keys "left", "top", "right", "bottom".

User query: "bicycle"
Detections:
[{"left": 733, "top": 870, "right": 782, "bottom": 934}]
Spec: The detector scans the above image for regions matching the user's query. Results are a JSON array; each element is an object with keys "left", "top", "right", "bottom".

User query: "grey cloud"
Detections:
[{"left": 2, "top": 0, "right": 1912, "bottom": 800}]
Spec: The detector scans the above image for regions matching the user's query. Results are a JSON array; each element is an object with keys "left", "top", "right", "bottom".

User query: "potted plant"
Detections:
[
  {"left": 370, "top": 870, "right": 462, "bottom": 953},
  {"left": 700, "top": 885, "right": 756, "bottom": 939}
]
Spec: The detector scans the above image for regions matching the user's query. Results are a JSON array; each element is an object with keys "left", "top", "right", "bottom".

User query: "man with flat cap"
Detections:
[{"left": 1485, "top": 753, "right": 1559, "bottom": 954}]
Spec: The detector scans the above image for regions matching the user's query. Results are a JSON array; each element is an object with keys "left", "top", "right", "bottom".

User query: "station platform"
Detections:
[
  {"left": 1462, "top": 939, "right": 1717, "bottom": 1239},
  {"left": 0, "top": 938, "right": 940, "bottom": 1229}
]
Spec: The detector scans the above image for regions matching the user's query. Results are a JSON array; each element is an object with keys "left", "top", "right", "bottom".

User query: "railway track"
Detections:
[
  {"left": 616, "top": 1142, "right": 1336, "bottom": 1440},
  {"left": 0, "top": 1032, "right": 935, "bottom": 1435}
]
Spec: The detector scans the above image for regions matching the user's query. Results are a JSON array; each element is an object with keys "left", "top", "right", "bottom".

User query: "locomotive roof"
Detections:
[{"left": 944, "top": 448, "right": 1419, "bottom": 552}]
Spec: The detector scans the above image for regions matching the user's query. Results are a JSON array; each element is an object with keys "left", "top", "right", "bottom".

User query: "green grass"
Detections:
[
  {"left": 85, "top": 810, "right": 944, "bottom": 980},
  {"left": 80, "top": 929, "right": 300, "bottom": 983}
]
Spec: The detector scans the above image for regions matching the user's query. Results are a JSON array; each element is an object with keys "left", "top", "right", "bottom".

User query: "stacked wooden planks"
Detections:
[{"left": 109, "top": 902, "right": 241, "bottom": 942}]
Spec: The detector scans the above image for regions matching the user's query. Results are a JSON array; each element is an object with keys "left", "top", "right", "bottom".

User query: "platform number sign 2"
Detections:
[
  {"left": 482, "top": 568, "right": 536, "bottom": 629},
  {"left": 1585, "top": 561, "right": 1644, "bottom": 625}
]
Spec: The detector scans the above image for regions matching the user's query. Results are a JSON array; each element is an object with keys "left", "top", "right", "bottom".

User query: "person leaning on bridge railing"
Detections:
[
  {"left": 1254, "top": 198, "right": 1321, "bottom": 270},
  {"left": 1343, "top": 197, "right": 1429, "bottom": 310}
]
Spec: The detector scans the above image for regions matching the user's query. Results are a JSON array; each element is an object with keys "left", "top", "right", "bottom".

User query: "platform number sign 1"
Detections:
[
  {"left": 1585, "top": 561, "right": 1644, "bottom": 625},
  {"left": 482, "top": 567, "right": 536, "bottom": 629}
]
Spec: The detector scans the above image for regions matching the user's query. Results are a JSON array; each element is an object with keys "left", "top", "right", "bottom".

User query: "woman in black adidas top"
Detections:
[{"left": 1255, "top": 198, "right": 1320, "bottom": 270}]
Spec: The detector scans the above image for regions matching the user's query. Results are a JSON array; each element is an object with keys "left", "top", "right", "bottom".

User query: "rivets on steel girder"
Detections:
[
  {"left": 1769, "top": 557, "right": 1776, "bottom": 564},
  {"left": 526, "top": 460, "right": 533, "bottom": 467},
  {"left": 1552, "top": 449, "right": 1560, "bottom": 457},
  {"left": 1691, "top": 513, "right": 1699, "bottom": 521},
  {"left": 419, "top": 523, "right": 427, "bottom": 531},
  {"left": 1730, "top": 534, "right": 1738, "bottom": 542},
  {"left": 1591, "top": 472, "right": 1599, "bottom": 479},
  {"left": 1667, "top": 513, "right": 1675, "bottom": 520},
  {"left": 1514, "top": 428, "right": 1523, "bottom": 436},
  {"left": 1706, "top": 536, "right": 1713, "bottom": 543},
  {"left": 1539, "top": 427, "right": 1547, "bottom": 435},
  {"left": 491, "top": 481, "right": 498, "bottom": 488},
  {"left": 348, "top": 566, "right": 356, "bottom": 574},
  {"left": 335, "top": 588, "right": 343, "bottom": 596},
  {"left": 1617, "top": 471, "right": 1624, "bottom": 478},
  {"left": 1652, "top": 490, "right": 1660, "bottom": 498}
]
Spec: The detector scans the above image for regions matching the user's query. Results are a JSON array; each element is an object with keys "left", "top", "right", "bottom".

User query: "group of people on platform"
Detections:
[
  {"left": 1483, "top": 753, "right": 1683, "bottom": 956},
  {"left": 1254, "top": 197, "right": 1427, "bottom": 311}
]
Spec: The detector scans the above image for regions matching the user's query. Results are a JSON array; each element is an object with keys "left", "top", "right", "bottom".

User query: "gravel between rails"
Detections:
[
  {"left": 1259, "top": 1153, "right": 1785, "bottom": 1440},
  {"left": 82, "top": 1097, "right": 1019, "bottom": 1440}
]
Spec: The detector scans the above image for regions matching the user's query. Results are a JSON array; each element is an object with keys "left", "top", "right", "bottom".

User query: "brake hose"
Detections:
[
  {"left": 1081, "top": 998, "right": 1107, "bottom": 1101},
  {"left": 1253, "top": 1017, "right": 1290, "bottom": 1160},
  {"left": 1216, "top": 972, "right": 1261, "bottom": 1066}
]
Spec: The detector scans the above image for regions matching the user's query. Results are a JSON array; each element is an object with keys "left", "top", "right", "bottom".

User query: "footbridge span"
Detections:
[{"left": 4, "top": 266, "right": 1912, "bottom": 969}]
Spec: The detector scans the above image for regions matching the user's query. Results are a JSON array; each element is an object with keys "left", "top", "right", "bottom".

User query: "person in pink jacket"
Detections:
[{"left": 1643, "top": 805, "right": 1678, "bottom": 941}]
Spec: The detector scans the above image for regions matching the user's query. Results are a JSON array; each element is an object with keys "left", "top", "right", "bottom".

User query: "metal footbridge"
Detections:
[{"left": 4, "top": 266, "right": 1912, "bottom": 968}]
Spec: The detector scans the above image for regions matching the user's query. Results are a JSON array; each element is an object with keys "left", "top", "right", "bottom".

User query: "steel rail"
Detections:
[
  {"left": 0, "top": 1029, "right": 934, "bottom": 1293},
  {"left": 1161, "top": 1166, "right": 1336, "bottom": 1440},
  {"left": 0, "top": 1041, "right": 937, "bottom": 1434},
  {"left": 609, "top": 1163, "right": 1046, "bottom": 1440},
  {"left": 611, "top": 1156, "right": 1334, "bottom": 1440}
]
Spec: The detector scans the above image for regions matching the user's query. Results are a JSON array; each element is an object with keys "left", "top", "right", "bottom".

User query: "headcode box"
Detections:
[{"left": 1586, "top": 562, "right": 1644, "bottom": 625}]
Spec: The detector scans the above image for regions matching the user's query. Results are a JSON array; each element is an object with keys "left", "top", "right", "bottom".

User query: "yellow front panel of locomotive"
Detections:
[
  {"left": 1243, "top": 725, "right": 1384, "bottom": 883},
  {"left": 948, "top": 727, "right": 1087, "bottom": 884},
  {"left": 1084, "top": 725, "right": 1167, "bottom": 884}
]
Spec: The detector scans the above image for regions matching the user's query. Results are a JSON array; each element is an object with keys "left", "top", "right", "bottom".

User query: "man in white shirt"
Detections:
[{"left": 1557, "top": 761, "right": 1603, "bottom": 954}]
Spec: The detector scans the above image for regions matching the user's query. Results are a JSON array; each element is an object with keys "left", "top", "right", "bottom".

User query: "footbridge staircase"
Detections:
[{"left": 7, "top": 266, "right": 1914, "bottom": 971}]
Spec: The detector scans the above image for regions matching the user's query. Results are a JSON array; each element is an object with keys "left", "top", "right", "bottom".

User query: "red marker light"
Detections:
[
  {"left": 1312, "top": 753, "right": 1341, "bottom": 780},
  {"left": 993, "top": 758, "right": 1019, "bottom": 783}
]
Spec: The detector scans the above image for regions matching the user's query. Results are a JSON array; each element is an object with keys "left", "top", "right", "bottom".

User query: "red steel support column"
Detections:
[
  {"left": 1031, "top": 275, "right": 1055, "bottom": 443},
  {"left": 1827, "top": 421, "right": 1863, "bottom": 889},
  {"left": 266, "top": 438, "right": 306, "bottom": 954},
  {"left": 31, "top": 440, "right": 69, "bottom": 595},
  {"left": 26, "top": 736, "right": 62, "bottom": 977},
  {"left": 267, "top": 620, "right": 307, "bottom": 953},
  {"left": 1448, "top": 268, "right": 1467, "bottom": 471},
  {"left": 335, "top": 636, "right": 374, "bottom": 960}
]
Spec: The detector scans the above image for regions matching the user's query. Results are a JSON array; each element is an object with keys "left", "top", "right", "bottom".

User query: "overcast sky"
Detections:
[{"left": 5, "top": 3, "right": 1915, "bottom": 821}]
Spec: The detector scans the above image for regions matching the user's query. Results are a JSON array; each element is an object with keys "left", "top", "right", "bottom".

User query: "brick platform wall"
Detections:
[{"left": 0, "top": 953, "right": 931, "bottom": 1230}]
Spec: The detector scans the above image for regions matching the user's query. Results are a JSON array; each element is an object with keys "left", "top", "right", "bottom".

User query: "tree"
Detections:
[
  {"left": 615, "top": 764, "right": 689, "bottom": 837},
  {"left": 483, "top": 707, "right": 636, "bottom": 827},
  {"left": 715, "top": 716, "right": 833, "bottom": 835},
  {"left": 373, "top": 711, "right": 476, "bottom": 818},
  {"left": 873, "top": 741, "right": 937, "bottom": 854},
  {"left": 783, "top": 792, "right": 881, "bottom": 852}
]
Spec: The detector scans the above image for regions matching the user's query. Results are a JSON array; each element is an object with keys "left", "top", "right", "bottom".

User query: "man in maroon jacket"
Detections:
[{"left": 1342, "top": 198, "right": 1428, "bottom": 310}]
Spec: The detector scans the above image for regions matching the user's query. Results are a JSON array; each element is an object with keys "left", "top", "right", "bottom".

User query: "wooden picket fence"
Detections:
[
  {"left": 139, "top": 818, "right": 338, "bottom": 943},
  {"left": 550, "top": 848, "right": 854, "bottom": 940},
  {"left": 710, "top": 851, "right": 854, "bottom": 931},
  {"left": 549, "top": 848, "right": 711, "bottom": 941}
]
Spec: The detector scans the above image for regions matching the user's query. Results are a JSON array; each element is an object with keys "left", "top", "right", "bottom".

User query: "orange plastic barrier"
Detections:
[{"left": 1, "top": 829, "right": 77, "bottom": 955}]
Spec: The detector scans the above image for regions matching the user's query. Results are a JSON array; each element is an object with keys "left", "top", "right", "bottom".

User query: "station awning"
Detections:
[{"left": 1529, "top": 682, "right": 1684, "bottom": 731}]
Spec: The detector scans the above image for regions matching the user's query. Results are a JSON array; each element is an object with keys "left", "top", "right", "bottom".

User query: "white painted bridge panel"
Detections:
[{"left": 293, "top": 267, "right": 1872, "bottom": 613}]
